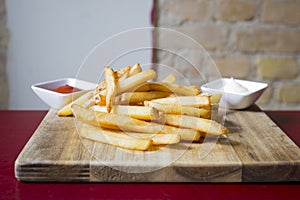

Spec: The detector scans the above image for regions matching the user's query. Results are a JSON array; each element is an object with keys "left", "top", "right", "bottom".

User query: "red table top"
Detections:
[{"left": 0, "top": 110, "right": 299, "bottom": 200}]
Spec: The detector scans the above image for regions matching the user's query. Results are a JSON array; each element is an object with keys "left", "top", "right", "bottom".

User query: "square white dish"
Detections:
[
  {"left": 201, "top": 78, "right": 268, "bottom": 109},
  {"left": 31, "top": 78, "right": 97, "bottom": 109}
]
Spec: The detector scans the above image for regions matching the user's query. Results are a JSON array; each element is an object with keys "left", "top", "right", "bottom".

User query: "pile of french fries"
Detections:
[{"left": 58, "top": 63, "right": 228, "bottom": 151}]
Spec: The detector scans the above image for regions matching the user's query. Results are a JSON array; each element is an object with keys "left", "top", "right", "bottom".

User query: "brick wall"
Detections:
[
  {"left": 153, "top": 0, "right": 300, "bottom": 110},
  {"left": 0, "top": 0, "right": 8, "bottom": 109}
]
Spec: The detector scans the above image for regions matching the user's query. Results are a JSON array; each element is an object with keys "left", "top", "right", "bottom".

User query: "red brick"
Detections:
[
  {"left": 261, "top": 0, "right": 300, "bottom": 25},
  {"left": 276, "top": 82, "right": 300, "bottom": 104},
  {"left": 158, "top": 0, "right": 210, "bottom": 25},
  {"left": 235, "top": 28, "right": 300, "bottom": 52},
  {"left": 213, "top": 55, "right": 252, "bottom": 78},
  {"left": 256, "top": 57, "right": 299, "bottom": 79}
]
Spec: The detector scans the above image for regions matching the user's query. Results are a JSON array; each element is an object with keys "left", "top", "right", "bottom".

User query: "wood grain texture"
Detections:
[{"left": 15, "top": 106, "right": 300, "bottom": 182}]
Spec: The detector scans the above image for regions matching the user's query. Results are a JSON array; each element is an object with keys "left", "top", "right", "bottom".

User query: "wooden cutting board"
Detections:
[{"left": 15, "top": 106, "right": 300, "bottom": 182}]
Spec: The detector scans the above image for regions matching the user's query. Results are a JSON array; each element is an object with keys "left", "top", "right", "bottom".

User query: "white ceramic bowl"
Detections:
[
  {"left": 31, "top": 78, "right": 97, "bottom": 109},
  {"left": 201, "top": 78, "right": 268, "bottom": 110}
]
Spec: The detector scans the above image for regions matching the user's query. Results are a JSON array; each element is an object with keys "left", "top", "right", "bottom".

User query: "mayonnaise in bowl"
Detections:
[
  {"left": 221, "top": 77, "right": 249, "bottom": 93},
  {"left": 201, "top": 78, "right": 268, "bottom": 109}
]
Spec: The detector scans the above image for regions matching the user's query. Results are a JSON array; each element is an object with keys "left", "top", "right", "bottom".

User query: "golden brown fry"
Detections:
[
  {"left": 135, "top": 82, "right": 200, "bottom": 96},
  {"left": 91, "top": 105, "right": 108, "bottom": 113},
  {"left": 80, "top": 123, "right": 152, "bottom": 151},
  {"left": 57, "top": 91, "right": 94, "bottom": 116},
  {"left": 144, "top": 101, "right": 211, "bottom": 119},
  {"left": 133, "top": 83, "right": 152, "bottom": 92},
  {"left": 197, "top": 92, "right": 220, "bottom": 103},
  {"left": 129, "top": 63, "right": 142, "bottom": 76},
  {"left": 162, "top": 73, "right": 176, "bottom": 83},
  {"left": 125, "top": 132, "right": 180, "bottom": 145},
  {"left": 164, "top": 114, "right": 229, "bottom": 135},
  {"left": 150, "top": 95, "right": 210, "bottom": 108},
  {"left": 94, "top": 65, "right": 132, "bottom": 101},
  {"left": 95, "top": 94, "right": 106, "bottom": 106},
  {"left": 117, "top": 91, "right": 171, "bottom": 104},
  {"left": 94, "top": 80, "right": 107, "bottom": 94},
  {"left": 117, "top": 66, "right": 131, "bottom": 81},
  {"left": 91, "top": 105, "right": 160, "bottom": 121},
  {"left": 116, "top": 66, "right": 131, "bottom": 77},
  {"left": 104, "top": 66, "right": 118, "bottom": 113},
  {"left": 117, "top": 70, "right": 157, "bottom": 94},
  {"left": 177, "top": 128, "right": 202, "bottom": 141},
  {"left": 93, "top": 81, "right": 107, "bottom": 105},
  {"left": 209, "top": 94, "right": 222, "bottom": 104},
  {"left": 111, "top": 105, "right": 160, "bottom": 121}
]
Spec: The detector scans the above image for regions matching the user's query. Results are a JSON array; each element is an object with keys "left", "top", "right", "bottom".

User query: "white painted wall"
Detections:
[{"left": 6, "top": 0, "right": 153, "bottom": 109}]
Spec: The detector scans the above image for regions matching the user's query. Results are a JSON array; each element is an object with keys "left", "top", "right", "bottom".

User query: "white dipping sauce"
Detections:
[{"left": 222, "top": 77, "right": 249, "bottom": 93}]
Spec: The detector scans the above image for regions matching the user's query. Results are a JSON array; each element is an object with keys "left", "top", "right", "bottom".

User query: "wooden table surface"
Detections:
[{"left": 0, "top": 110, "right": 299, "bottom": 200}]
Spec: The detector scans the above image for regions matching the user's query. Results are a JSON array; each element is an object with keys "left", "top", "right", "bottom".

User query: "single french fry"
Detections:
[
  {"left": 91, "top": 105, "right": 108, "bottom": 113},
  {"left": 117, "top": 91, "right": 171, "bottom": 104},
  {"left": 129, "top": 63, "right": 142, "bottom": 76},
  {"left": 96, "top": 64, "right": 143, "bottom": 99},
  {"left": 80, "top": 123, "right": 152, "bottom": 151},
  {"left": 91, "top": 105, "right": 160, "bottom": 121},
  {"left": 162, "top": 73, "right": 176, "bottom": 83},
  {"left": 177, "top": 128, "right": 202, "bottom": 141},
  {"left": 111, "top": 105, "right": 160, "bottom": 121},
  {"left": 117, "top": 69, "right": 157, "bottom": 94},
  {"left": 150, "top": 95, "right": 210, "bottom": 108},
  {"left": 94, "top": 93, "right": 106, "bottom": 106},
  {"left": 154, "top": 83, "right": 200, "bottom": 96},
  {"left": 82, "top": 98, "right": 95, "bottom": 109},
  {"left": 135, "top": 82, "right": 200, "bottom": 96},
  {"left": 104, "top": 66, "right": 118, "bottom": 113},
  {"left": 57, "top": 91, "right": 93, "bottom": 116},
  {"left": 164, "top": 114, "right": 229, "bottom": 135},
  {"left": 116, "top": 66, "right": 131, "bottom": 77},
  {"left": 125, "top": 132, "right": 180, "bottom": 145},
  {"left": 210, "top": 94, "right": 222, "bottom": 104},
  {"left": 93, "top": 81, "right": 107, "bottom": 105},
  {"left": 117, "top": 66, "right": 131, "bottom": 81},
  {"left": 133, "top": 83, "right": 152, "bottom": 92},
  {"left": 144, "top": 101, "right": 211, "bottom": 119},
  {"left": 94, "top": 81, "right": 107, "bottom": 94}
]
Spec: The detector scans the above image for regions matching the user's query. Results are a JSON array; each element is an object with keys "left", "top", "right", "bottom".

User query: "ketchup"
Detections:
[{"left": 52, "top": 84, "right": 81, "bottom": 94}]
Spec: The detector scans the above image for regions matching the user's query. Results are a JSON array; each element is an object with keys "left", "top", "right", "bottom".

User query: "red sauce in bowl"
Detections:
[{"left": 52, "top": 84, "right": 81, "bottom": 94}]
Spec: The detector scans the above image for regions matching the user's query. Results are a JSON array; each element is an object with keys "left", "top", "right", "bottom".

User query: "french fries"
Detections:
[
  {"left": 150, "top": 95, "right": 211, "bottom": 108},
  {"left": 93, "top": 81, "right": 107, "bottom": 106},
  {"left": 59, "top": 63, "right": 228, "bottom": 151},
  {"left": 111, "top": 105, "right": 160, "bottom": 121},
  {"left": 135, "top": 82, "right": 200, "bottom": 96},
  {"left": 162, "top": 73, "right": 176, "bottom": 83},
  {"left": 116, "top": 66, "right": 131, "bottom": 81},
  {"left": 128, "top": 63, "right": 142, "bottom": 76},
  {"left": 81, "top": 123, "right": 179, "bottom": 150},
  {"left": 80, "top": 123, "right": 152, "bottom": 151},
  {"left": 144, "top": 101, "right": 212, "bottom": 119},
  {"left": 73, "top": 104, "right": 178, "bottom": 135},
  {"left": 58, "top": 90, "right": 94, "bottom": 116},
  {"left": 209, "top": 94, "right": 222, "bottom": 104},
  {"left": 117, "top": 91, "right": 171, "bottom": 104},
  {"left": 104, "top": 66, "right": 118, "bottom": 113},
  {"left": 164, "top": 114, "right": 228, "bottom": 135},
  {"left": 73, "top": 104, "right": 209, "bottom": 142},
  {"left": 125, "top": 132, "right": 180, "bottom": 145},
  {"left": 117, "top": 69, "right": 157, "bottom": 94},
  {"left": 86, "top": 107, "right": 183, "bottom": 144}
]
